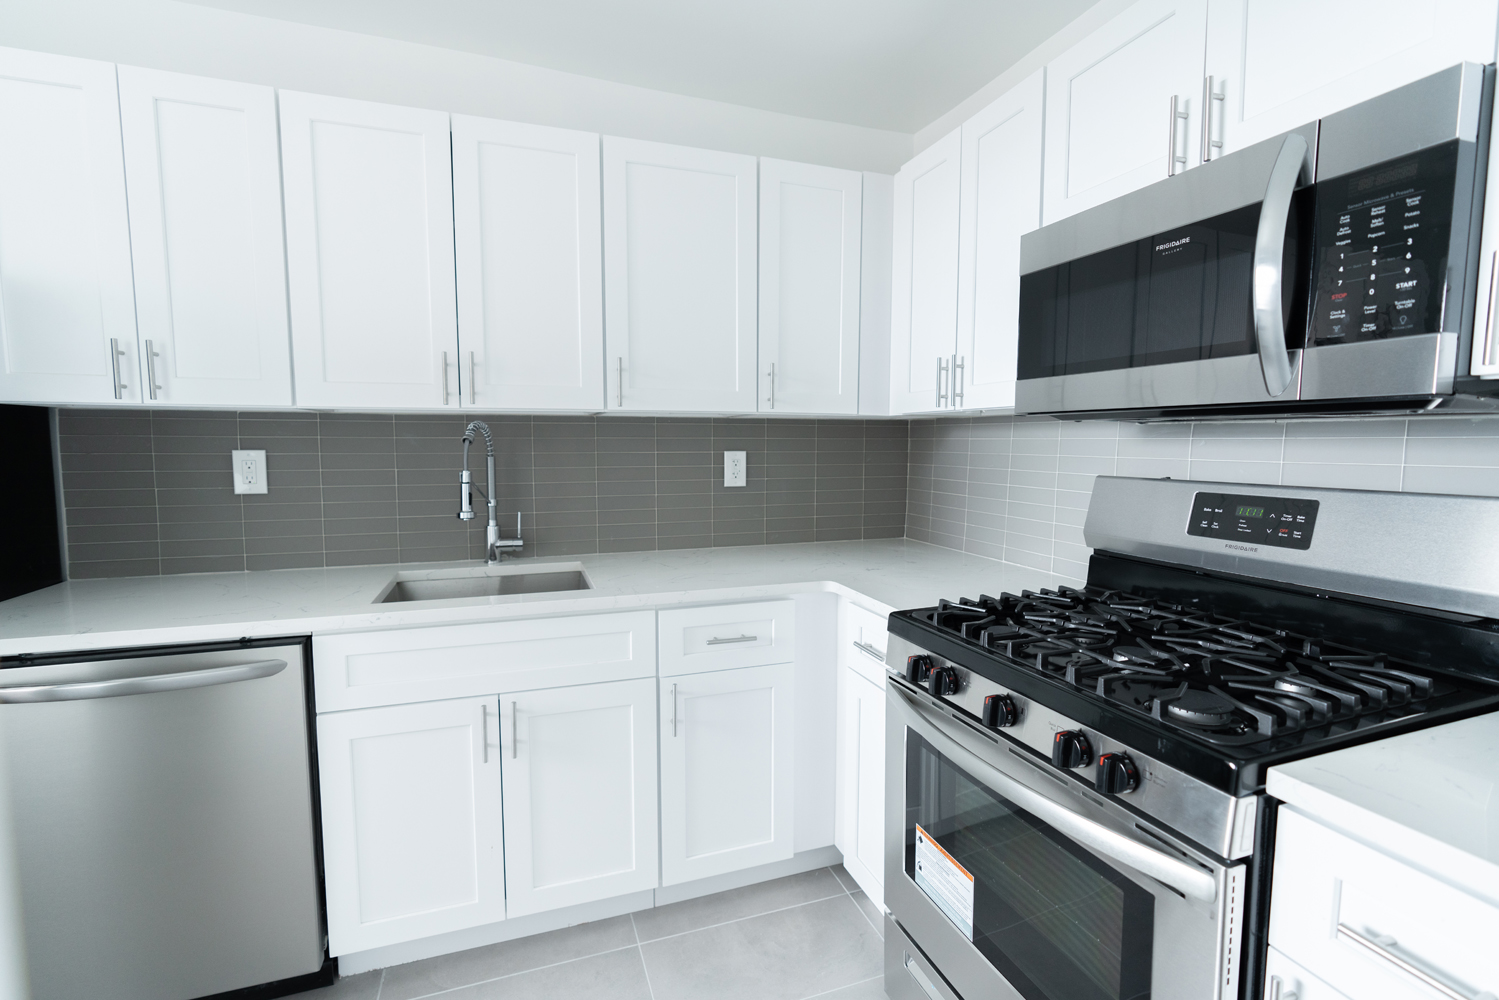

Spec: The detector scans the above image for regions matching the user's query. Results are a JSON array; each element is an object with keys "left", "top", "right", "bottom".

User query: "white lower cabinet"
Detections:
[
  {"left": 499, "top": 678, "right": 659, "bottom": 917},
  {"left": 660, "top": 662, "right": 796, "bottom": 885},
  {"left": 318, "top": 697, "right": 504, "bottom": 956},
  {"left": 835, "top": 668, "right": 885, "bottom": 908}
]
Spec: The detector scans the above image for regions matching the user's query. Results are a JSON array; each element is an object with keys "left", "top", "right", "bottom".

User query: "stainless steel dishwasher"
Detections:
[{"left": 0, "top": 637, "right": 329, "bottom": 1000}]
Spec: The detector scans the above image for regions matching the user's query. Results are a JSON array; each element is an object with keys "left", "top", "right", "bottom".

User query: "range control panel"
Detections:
[{"left": 1187, "top": 492, "right": 1320, "bottom": 550}]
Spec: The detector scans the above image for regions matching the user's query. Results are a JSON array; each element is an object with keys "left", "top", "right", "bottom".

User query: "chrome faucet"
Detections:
[{"left": 458, "top": 421, "right": 523, "bottom": 563}]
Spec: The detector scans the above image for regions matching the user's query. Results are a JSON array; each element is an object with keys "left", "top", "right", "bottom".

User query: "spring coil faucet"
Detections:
[{"left": 458, "top": 421, "right": 523, "bottom": 563}]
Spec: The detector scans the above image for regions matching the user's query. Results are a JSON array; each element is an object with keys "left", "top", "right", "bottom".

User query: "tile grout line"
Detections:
[
  {"left": 399, "top": 943, "right": 645, "bottom": 1000},
  {"left": 800, "top": 974, "right": 885, "bottom": 1000},
  {"left": 632, "top": 888, "right": 853, "bottom": 946},
  {"left": 630, "top": 912, "right": 658, "bottom": 1000},
  {"left": 373, "top": 967, "right": 384, "bottom": 999}
]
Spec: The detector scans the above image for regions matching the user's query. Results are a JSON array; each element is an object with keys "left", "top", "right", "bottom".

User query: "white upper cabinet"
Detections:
[
  {"left": 118, "top": 67, "right": 291, "bottom": 408},
  {"left": 1204, "top": 0, "right": 1499, "bottom": 160},
  {"left": 955, "top": 70, "right": 1044, "bottom": 412},
  {"left": 452, "top": 116, "right": 604, "bottom": 411},
  {"left": 0, "top": 48, "right": 138, "bottom": 405},
  {"left": 757, "top": 158, "right": 862, "bottom": 415},
  {"left": 889, "top": 128, "right": 961, "bottom": 414},
  {"left": 1042, "top": 0, "right": 1209, "bottom": 224},
  {"left": 500, "top": 678, "right": 658, "bottom": 918},
  {"left": 602, "top": 137, "right": 758, "bottom": 413},
  {"left": 280, "top": 92, "right": 458, "bottom": 409}
]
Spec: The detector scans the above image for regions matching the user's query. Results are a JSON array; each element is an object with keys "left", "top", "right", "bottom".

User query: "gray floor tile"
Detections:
[
  {"left": 380, "top": 915, "right": 637, "bottom": 1000},
  {"left": 809, "top": 975, "right": 889, "bottom": 1000},
  {"left": 849, "top": 890, "right": 884, "bottom": 937},
  {"left": 443, "top": 946, "right": 653, "bottom": 1000},
  {"left": 830, "top": 864, "right": 859, "bottom": 893},
  {"left": 632, "top": 868, "right": 846, "bottom": 942},
  {"left": 641, "top": 895, "right": 882, "bottom": 1000},
  {"left": 292, "top": 970, "right": 382, "bottom": 999}
]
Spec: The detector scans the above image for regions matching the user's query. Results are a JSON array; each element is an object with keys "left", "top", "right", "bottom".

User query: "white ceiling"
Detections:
[{"left": 176, "top": 0, "right": 1098, "bottom": 132}]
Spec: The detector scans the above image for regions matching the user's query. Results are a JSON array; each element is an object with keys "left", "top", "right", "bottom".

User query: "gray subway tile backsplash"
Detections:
[{"left": 59, "top": 411, "right": 909, "bottom": 579}]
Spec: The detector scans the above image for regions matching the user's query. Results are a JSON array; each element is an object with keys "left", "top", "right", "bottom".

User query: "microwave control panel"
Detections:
[
  {"left": 1309, "top": 141, "right": 1459, "bottom": 347},
  {"left": 1187, "top": 492, "right": 1320, "bottom": 550}
]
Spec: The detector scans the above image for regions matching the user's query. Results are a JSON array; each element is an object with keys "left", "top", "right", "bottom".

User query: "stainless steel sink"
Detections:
[{"left": 375, "top": 564, "right": 591, "bottom": 603}]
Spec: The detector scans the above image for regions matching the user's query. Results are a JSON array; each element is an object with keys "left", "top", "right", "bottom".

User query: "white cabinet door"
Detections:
[
  {"left": 280, "top": 92, "right": 458, "bottom": 410},
  {"left": 660, "top": 662, "right": 795, "bottom": 884},
  {"left": 1204, "top": 0, "right": 1498, "bottom": 160},
  {"left": 955, "top": 69, "right": 1044, "bottom": 413},
  {"left": 317, "top": 697, "right": 504, "bottom": 955},
  {"left": 499, "top": 678, "right": 658, "bottom": 917},
  {"left": 1042, "top": 0, "right": 1209, "bottom": 224},
  {"left": 117, "top": 67, "right": 291, "bottom": 408},
  {"left": 758, "top": 158, "right": 862, "bottom": 415},
  {"left": 835, "top": 668, "right": 885, "bottom": 909},
  {"left": 889, "top": 129, "right": 961, "bottom": 415},
  {"left": 0, "top": 47, "right": 138, "bottom": 404},
  {"left": 602, "top": 137, "right": 757, "bottom": 413},
  {"left": 452, "top": 116, "right": 604, "bottom": 411}
]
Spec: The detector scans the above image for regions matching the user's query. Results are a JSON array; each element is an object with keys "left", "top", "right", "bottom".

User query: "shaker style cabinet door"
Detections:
[
  {"left": 889, "top": 129, "right": 961, "bottom": 414},
  {"left": 758, "top": 158, "right": 862, "bottom": 415},
  {"left": 835, "top": 667, "right": 885, "bottom": 908},
  {"left": 1203, "top": 0, "right": 1499, "bottom": 160},
  {"left": 602, "top": 137, "right": 758, "bottom": 413},
  {"left": 280, "top": 92, "right": 459, "bottom": 409},
  {"left": 317, "top": 697, "right": 504, "bottom": 955},
  {"left": 955, "top": 69, "right": 1044, "bottom": 412},
  {"left": 117, "top": 67, "right": 292, "bottom": 408},
  {"left": 0, "top": 47, "right": 138, "bottom": 405},
  {"left": 1042, "top": 0, "right": 1208, "bottom": 224},
  {"left": 499, "top": 678, "right": 659, "bottom": 918},
  {"left": 452, "top": 116, "right": 604, "bottom": 411},
  {"left": 659, "top": 662, "right": 795, "bottom": 885}
]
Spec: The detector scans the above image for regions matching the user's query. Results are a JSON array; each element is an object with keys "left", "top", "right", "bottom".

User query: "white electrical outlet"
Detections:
[
  {"left": 724, "top": 450, "right": 747, "bottom": 488},
  {"left": 232, "top": 449, "right": 268, "bottom": 495}
]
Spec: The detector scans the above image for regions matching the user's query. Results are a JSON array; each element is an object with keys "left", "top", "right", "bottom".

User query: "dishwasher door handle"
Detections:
[{"left": 0, "top": 659, "right": 287, "bottom": 703}]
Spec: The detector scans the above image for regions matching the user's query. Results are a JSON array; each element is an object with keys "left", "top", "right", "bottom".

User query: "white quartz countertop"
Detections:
[
  {"left": 1267, "top": 712, "right": 1499, "bottom": 904},
  {"left": 0, "top": 539, "right": 1063, "bottom": 657}
]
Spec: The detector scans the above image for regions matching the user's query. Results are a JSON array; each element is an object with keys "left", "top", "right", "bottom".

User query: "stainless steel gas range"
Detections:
[{"left": 881, "top": 476, "right": 1499, "bottom": 1000}]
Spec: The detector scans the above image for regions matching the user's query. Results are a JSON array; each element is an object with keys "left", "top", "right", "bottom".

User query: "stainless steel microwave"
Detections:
[{"left": 1016, "top": 63, "right": 1497, "bottom": 420}]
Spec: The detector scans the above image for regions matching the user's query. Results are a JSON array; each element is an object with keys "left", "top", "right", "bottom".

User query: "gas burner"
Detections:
[{"left": 1161, "top": 689, "right": 1238, "bottom": 727}]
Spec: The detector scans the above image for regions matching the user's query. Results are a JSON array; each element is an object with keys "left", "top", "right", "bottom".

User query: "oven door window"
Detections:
[{"left": 905, "top": 730, "right": 1154, "bottom": 1000}]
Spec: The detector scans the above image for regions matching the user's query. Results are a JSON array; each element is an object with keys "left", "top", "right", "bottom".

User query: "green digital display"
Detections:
[{"left": 1236, "top": 505, "right": 1266, "bottom": 518}]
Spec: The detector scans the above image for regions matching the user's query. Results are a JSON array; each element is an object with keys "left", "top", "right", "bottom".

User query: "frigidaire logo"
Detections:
[
  {"left": 1225, "top": 543, "right": 1258, "bottom": 552},
  {"left": 1155, "top": 237, "right": 1192, "bottom": 251}
]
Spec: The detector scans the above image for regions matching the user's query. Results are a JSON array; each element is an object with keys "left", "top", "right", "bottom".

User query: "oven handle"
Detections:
[
  {"left": 1252, "top": 131, "right": 1308, "bottom": 397},
  {"left": 896, "top": 686, "right": 1219, "bottom": 904}
]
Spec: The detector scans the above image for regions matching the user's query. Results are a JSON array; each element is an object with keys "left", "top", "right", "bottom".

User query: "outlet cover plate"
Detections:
[
  {"left": 232, "top": 449, "right": 268, "bottom": 494},
  {"left": 724, "top": 450, "right": 747, "bottom": 488}
]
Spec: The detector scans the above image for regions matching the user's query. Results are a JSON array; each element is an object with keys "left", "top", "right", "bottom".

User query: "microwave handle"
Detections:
[
  {"left": 1252, "top": 132, "right": 1308, "bottom": 397},
  {"left": 894, "top": 684, "right": 1219, "bottom": 904}
]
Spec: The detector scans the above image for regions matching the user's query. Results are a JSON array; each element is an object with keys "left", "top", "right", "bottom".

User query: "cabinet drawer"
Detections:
[
  {"left": 1270, "top": 808, "right": 1499, "bottom": 1000},
  {"left": 313, "top": 611, "right": 657, "bottom": 711},
  {"left": 842, "top": 601, "right": 890, "bottom": 686},
  {"left": 1265, "top": 947, "right": 1353, "bottom": 1000},
  {"left": 657, "top": 601, "right": 795, "bottom": 677}
]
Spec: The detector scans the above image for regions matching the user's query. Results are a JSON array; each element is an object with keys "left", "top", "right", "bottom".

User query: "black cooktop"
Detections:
[{"left": 889, "top": 572, "right": 1499, "bottom": 794}]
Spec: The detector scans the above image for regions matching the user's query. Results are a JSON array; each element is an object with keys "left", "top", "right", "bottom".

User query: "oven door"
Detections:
[{"left": 884, "top": 680, "right": 1244, "bottom": 1000}]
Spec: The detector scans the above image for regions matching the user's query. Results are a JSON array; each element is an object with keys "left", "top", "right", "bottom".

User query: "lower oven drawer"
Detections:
[
  {"left": 1270, "top": 808, "right": 1499, "bottom": 1000},
  {"left": 885, "top": 915, "right": 965, "bottom": 1000}
]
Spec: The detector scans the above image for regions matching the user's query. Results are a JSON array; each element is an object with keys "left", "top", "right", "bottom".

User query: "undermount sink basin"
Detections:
[{"left": 376, "top": 564, "right": 592, "bottom": 603}]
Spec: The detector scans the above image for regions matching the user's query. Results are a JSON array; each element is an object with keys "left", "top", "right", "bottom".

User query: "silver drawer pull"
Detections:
[
  {"left": 706, "top": 634, "right": 758, "bottom": 645},
  {"left": 904, "top": 953, "right": 946, "bottom": 1000},
  {"left": 1267, "top": 975, "right": 1298, "bottom": 1000},
  {"left": 852, "top": 640, "right": 885, "bottom": 662},
  {"left": 1337, "top": 923, "right": 1489, "bottom": 1000}
]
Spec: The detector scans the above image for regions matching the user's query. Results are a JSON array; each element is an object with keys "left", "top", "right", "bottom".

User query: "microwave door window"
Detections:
[
  {"left": 906, "top": 731, "right": 1154, "bottom": 1000},
  {"left": 1063, "top": 243, "right": 1144, "bottom": 376}
]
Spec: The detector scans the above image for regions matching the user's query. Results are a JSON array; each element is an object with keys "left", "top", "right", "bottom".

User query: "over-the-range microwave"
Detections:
[{"left": 1016, "top": 63, "right": 1499, "bottom": 420}]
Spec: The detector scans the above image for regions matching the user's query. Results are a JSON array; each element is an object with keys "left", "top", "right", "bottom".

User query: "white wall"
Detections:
[{"left": 2, "top": 0, "right": 913, "bottom": 173}]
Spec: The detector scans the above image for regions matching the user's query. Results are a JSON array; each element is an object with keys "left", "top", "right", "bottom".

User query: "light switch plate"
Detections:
[
  {"left": 724, "top": 450, "right": 747, "bottom": 488},
  {"left": 232, "top": 449, "right": 267, "bottom": 494}
]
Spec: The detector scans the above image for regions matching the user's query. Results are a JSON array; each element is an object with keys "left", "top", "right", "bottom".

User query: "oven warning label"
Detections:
[{"left": 914, "top": 823, "right": 975, "bottom": 939}]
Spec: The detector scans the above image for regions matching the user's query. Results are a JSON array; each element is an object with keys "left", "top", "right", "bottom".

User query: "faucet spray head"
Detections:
[{"left": 458, "top": 468, "right": 475, "bottom": 520}]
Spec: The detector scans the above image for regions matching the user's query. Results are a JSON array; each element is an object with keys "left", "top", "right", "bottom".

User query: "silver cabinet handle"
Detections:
[
  {"left": 144, "top": 339, "right": 162, "bottom": 400},
  {"left": 1201, "top": 76, "right": 1224, "bottom": 163},
  {"left": 0, "top": 658, "right": 285, "bottom": 703},
  {"left": 935, "top": 356, "right": 948, "bottom": 408},
  {"left": 1167, "top": 95, "right": 1189, "bottom": 176},
  {"left": 895, "top": 684, "right": 1219, "bottom": 903},
  {"left": 706, "top": 634, "right": 757, "bottom": 645},
  {"left": 1266, "top": 975, "right": 1298, "bottom": 1000},
  {"left": 1252, "top": 132, "right": 1308, "bottom": 397},
  {"left": 671, "top": 682, "right": 678, "bottom": 737},
  {"left": 952, "top": 354, "right": 964, "bottom": 408},
  {"left": 109, "top": 338, "right": 127, "bottom": 400},
  {"left": 1481, "top": 251, "right": 1499, "bottom": 371},
  {"left": 616, "top": 357, "right": 624, "bottom": 408},
  {"left": 441, "top": 350, "right": 450, "bottom": 405},
  {"left": 481, "top": 702, "right": 489, "bottom": 763},
  {"left": 510, "top": 700, "right": 518, "bottom": 759},
  {"left": 853, "top": 640, "right": 885, "bottom": 662},
  {"left": 767, "top": 361, "right": 776, "bottom": 409},
  {"left": 1336, "top": 924, "right": 1484, "bottom": 1000},
  {"left": 468, "top": 351, "right": 476, "bottom": 405}
]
